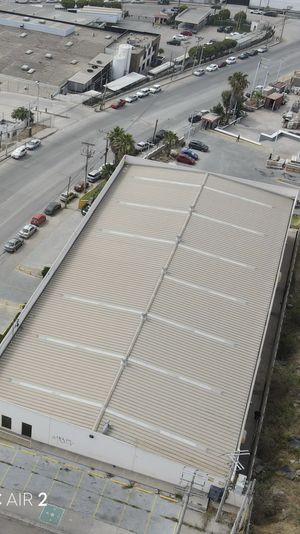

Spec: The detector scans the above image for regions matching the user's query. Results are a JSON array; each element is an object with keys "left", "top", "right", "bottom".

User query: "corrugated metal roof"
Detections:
[{"left": 0, "top": 158, "right": 295, "bottom": 480}]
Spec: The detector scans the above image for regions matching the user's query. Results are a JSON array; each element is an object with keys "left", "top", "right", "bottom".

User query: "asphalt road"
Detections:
[{"left": 0, "top": 38, "right": 298, "bottom": 251}]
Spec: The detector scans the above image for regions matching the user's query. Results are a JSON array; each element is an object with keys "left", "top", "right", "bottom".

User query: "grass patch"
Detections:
[{"left": 291, "top": 215, "right": 300, "bottom": 229}]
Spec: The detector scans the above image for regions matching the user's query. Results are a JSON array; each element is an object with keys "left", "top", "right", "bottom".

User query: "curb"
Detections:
[{"left": 214, "top": 127, "right": 262, "bottom": 146}]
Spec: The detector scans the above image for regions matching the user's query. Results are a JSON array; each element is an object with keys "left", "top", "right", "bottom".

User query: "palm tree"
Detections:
[
  {"left": 108, "top": 127, "right": 135, "bottom": 164},
  {"left": 163, "top": 131, "right": 179, "bottom": 155},
  {"left": 221, "top": 89, "right": 232, "bottom": 123},
  {"left": 228, "top": 72, "right": 249, "bottom": 115}
]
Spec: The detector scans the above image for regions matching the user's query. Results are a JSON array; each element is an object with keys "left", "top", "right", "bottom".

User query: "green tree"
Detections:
[
  {"left": 101, "top": 162, "right": 116, "bottom": 181},
  {"left": 163, "top": 131, "right": 179, "bottom": 156},
  {"left": 11, "top": 107, "right": 34, "bottom": 124},
  {"left": 108, "top": 127, "right": 135, "bottom": 164},
  {"left": 61, "top": 0, "right": 75, "bottom": 8},
  {"left": 228, "top": 71, "right": 249, "bottom": 114},
  {"left": 218, "top": 8, "right": 231, "bottom": 20},
  {"left": 211, "top": 103, "right": 225, "bottom": 120},
  {"left": 221, "top": 89, "right": 232, "bottom": 122},
  {"left": 234, "top": 10, "right": 247, "bottom": 23}
]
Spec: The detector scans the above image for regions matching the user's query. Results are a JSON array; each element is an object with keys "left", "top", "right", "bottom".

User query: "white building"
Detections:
[{"left": 0, "top": 157, "right": 296, "bottom": 498}]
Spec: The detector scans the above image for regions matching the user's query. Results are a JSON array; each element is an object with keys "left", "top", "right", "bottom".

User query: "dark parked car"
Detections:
[
  {"left": 264, "top": 11, "right": 277, "bottom": 17},
  {"left": 167, "top": 39, "right": 181, "bottom": 46},
  {"left": 74, "top": 181, "right": 89, "bottom": 193},
  {"left": 238, "top": 52, "right": 249, "bottom": 60},
  {"left": 217, "top": 26, "right": 225, "bottom": 32},
  {"left": 218, "top": 61, "right": 227, "bottom": 68},
  {"left": 156, "top": 129, "right": 167, "bottom": 140},
  {"left": 147, "top": 136, "right": 160, "bottom": 145},
  {"left": 81, "top": 199, "right": 94, "bottom": 216},
  {"left": 4, "top": 237, "right": 24, "bottom": 253},
  {"left": 247, "top": 49, "right": 259, "bottom": 56},
  {"left": 188, "top": 113, "right": 202, "bottom": 123},
  {"left": 180, "top": 30, "right": 193, "bottom": 36},
  {"left": 176, "top": 153, "right": 196, "bottom": 165},
  {"left": 44, "top": 202, "right": 62, "bottom": 216},
  {"left": 189, "top": 140, "right": 209, "bottom": 152},
  {"left": 181, "top": 147, "right": 199, "bottom": 160},
  {"left": 224, "top": 25, "right": 233, "bottom": 33}
]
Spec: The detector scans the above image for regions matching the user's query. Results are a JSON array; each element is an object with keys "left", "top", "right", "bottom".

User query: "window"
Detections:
[
  {"left": 1, "top": 415, "right": 12, "bottom": 429},
  {"left": 21, "top": 422, "right": 32, "bottom": 438}
]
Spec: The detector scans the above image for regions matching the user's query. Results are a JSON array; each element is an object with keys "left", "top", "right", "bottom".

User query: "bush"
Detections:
[{"left": 41, "top": 266, "right": 50, "bottom": 277}]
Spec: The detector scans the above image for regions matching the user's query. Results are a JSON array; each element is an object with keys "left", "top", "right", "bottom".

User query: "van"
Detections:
[{"left": 30, "top": 213, "right": 46, "bottom": 226}]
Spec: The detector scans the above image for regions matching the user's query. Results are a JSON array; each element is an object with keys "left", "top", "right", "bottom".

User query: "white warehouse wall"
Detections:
[{"left": 0, "top": 399, "right": 210, "bottom": 489}]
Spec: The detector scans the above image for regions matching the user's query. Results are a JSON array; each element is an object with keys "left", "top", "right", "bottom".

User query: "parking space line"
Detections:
[
  {"left": 23, "top": 452, "right": 39, "bottom": 490},
  {"left": 63, "top": 463, "right": 82, "bottom": 471},
  {"left": 0, "top": 448, "right": 18, "bottom": 485},
  {"left": 41, "top": 455, "right": 60, "bottom": 465},
  {"left": 69, "top": 470, "right": 85, "bottom": 509},
  {"left": 93, "top": 478, "right": 108, "bottom": 519},
  {"left": 134, "top": 486, "right": 154, "bottom": 495},
  {"left": 88, "top": 470, "right": 105, "bottom": 479},
  {"left": 144, "top": 493, "right": 158, "bottom": 534},
  {"left": 0, "top": 441, "right": 15, "bottom": 449},
  {"left": 20, "top": 448, "right": 36, "bottom": 456},
  {"left": 159, "top": 495, "right": 178, "bottom": 503}
]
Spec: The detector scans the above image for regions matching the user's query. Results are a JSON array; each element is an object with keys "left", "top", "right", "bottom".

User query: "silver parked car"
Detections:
[{"left": 18, "top": 224, "right": 38, "bottom": 239}]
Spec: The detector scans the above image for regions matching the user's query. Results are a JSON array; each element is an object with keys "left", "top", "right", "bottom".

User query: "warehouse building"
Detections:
[{"left": 0, "top": 157, "right": 296, "bottom": 501}]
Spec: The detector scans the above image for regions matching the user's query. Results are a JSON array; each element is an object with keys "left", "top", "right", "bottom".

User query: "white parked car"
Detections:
[
  {"left": 11, "top": 145, "right": 27, "bottom": 159},
  {"left": 257, "top": 46, "right": 268, "bottom": 53},
  {"left": 18, "top": 224, "right": 38, "bottom": 239},
  {"left": 136, "top": 88, "right": 150, "bottom": 98},
  {"left": 149, "top": 84, "right": 161, "bottom": 94},
  {"left": 226, "top": 56, "right": 237, "bottom": 64},
  {"left": 250, "top": 9, "right": 263, "bottom": 14},
  {"left": 193, "top": 68, "right": 205, "bottom": 76},
  {"left": 206, "top": 64, "right": 218, "bottom": 72},
  {"left": 172, "top": 34, "right": 187, "bottom": 41},
  {"left": 26, "top": 138, "right": 41, "bottom": 150},
  {"left": 125, "top": 95, "right": 138, "bottom": 103}
]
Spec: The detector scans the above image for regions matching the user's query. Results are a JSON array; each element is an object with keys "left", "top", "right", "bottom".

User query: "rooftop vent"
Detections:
[
  {"left": 27, "top": 68, "right": 35, "bottom": 74},
  {"left": 91, "top": 65, "right": 98, "bottom": 69},
  {"left": 21, "top": 64, "right": 30, "bottom": 71},
  {"left": 65, "top": 41, "right": 73, "bottom": 47},
  {"left": 23, "top": 17, "right": 30, "bottom": 21},
  {"left": 96, "top": 60, "right": 102, "bottom": 64},
  {"left": 45, "top": 53, "right": 53, "bottom": 59},
  {"left": 25, "top": 50, "right": 33, "bottom": 55},
  {"left": 87, "top": 68, "right": 93, "bottom": 72},
  {"left": 38, "top": 19, "right": 46, "bottom": 24},
  {"left": 19, "top": 32, "right": 27, "bottom": 38},
  {"left": 70, "top": 59, "right": 78, "bottom": 65}
]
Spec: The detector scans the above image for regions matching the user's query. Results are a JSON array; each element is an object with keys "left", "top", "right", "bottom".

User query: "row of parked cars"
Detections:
[
  {"left": 111, "top": 85, "right": 161, "bottom": 109},
  {"left": 175, "top": 140, "right": 209, "bottom": 166},
  {"left": 193, "top": 46, "right": 268, "bottom": 76},
  {"left": 3, "top": 186, "right": 83, "bottom": 252},
  {"left": 11, "top": 138, "right": 41, "bottom": 159}
]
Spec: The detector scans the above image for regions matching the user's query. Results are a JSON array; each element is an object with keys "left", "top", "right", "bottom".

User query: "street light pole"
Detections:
[
  {"left": 36, "top": 81, "right": 40, "bottom": 124},
  {"left": 251, "top": 58, "right": 262, "bottom": 95}
]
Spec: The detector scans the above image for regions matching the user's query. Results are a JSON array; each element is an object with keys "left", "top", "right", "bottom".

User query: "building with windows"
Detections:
[
  {"left": 0, "top": 157, "right": 296, "bottom": 509},
  {"left": 106, "top": 32, "right": 160, "bottom": 74}
]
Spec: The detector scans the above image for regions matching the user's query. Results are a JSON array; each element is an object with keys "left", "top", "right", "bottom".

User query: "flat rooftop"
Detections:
[
  {"left": 175, "top": 7, "right": 212, "bottom": 25},
  {"left": 0, "top": 158, "right": 295, "bottom": 482},
  {"left": 106, "top": 30, "right": 159, "bottom": 55},
  {"left": 0, "top": 21, "right": 116, "bottom": 85}
]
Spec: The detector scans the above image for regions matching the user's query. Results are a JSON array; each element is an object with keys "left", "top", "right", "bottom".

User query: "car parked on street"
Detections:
[
  {"left": 250, "top": 9, "right": 263, "bottom": 14},
  {"left": 150, "top": 84, "right": 161, "bottom": 93},
  {"left": 74, "top": 181, "right": 89, "bottom": 193},
  {"left": 44, "top": 201, "right": 62, "bottom": 216},
  {"left": 26, "top": 138, "right": 41, "bottom": 150},
  {"left": 60, "top": 191, "right": 78, "bottom": 204},
  {"left": 172, "top": 34, "right": 187, "bottom": 41},
  {"left": 87, "top": 169, "right": 102, "bottom": 183},
  {"left": 238, "top": 52, "right": 249, "bottom": 60},
  {"left": 257, "top": 46, "right": 268, "bottom": 53},
  {"left": 189, "top": 140, "right": 209, "bottom": 152},
  {"left": 135, "top": 141, "right": 153, "bottom": 152},
  {"left": 224, "top": 25, "right": 233, "bottom": 33},
  {"left": 155, "top": 129, "right": 166, "bottom": 140},
  {"left": 30, "top": 213, "right": 46, "bottom": 226},
  {"left": 226, "top": 56, "right": 236, "bottom": 65},
  {"left": 147, "top": 136, "right": 160, "bottom": 145},
  {"left": 206, "top": 64, "right": 218, "bottom": 72},
  {"left": 11, "top": 145, "right": 27, "bottom": 159},
  {"left": 111, "top": 99, "right": 126, "bottom": 109},
  {"left": 4, "top": 237, "right": 24, "bottom": 253},
  {"left": 247, "top": 49, "right": 259, "bottom": 56},
  {"left": 136, "top": 88, "right": 150, "bottom": 98},
  {"left": 181, "top": 147, "right": 199, "bottom": 160},
  {"left": 18, "top": 224, "right": 38, "bottom": 239},
  {"left": 81, "top": 199, "right": 94, "bottom": 216},
  {"left": 167, "top": 39, "right": 181, "bottom": 46},
  {"left": 193, "top": 68, "right": 205, "bottom": 76},
  {"left": 217, "top": 26, "right": 225, "bottom": 32},
  {"left": 176, "top": 153, "right": 196, "bottom": 165},
  {"left": 125, "top": 95, "right": 138, "bottom": 103},
  {"left": 180, "top": 30, "right": 193, "bottom": 36},
  {"left": 218, "top": 61, "right": 227, "bottom": 68}
]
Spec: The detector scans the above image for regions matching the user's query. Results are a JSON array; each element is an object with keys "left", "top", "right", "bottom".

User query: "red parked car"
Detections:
[
  {"left": 74, "top": 181, "right": 89, "bottom": 193},
  {"left": 111, "top": 99, "right": 126, "bottom": 109},
  {"left": 180, "top": 30, "right": 193, "bottom": 36},
  {"left": 30, "top": 213, "right": 46, "bottom": 226},
  {"left": 176, "top": 154, "right": 196, "bottom": 165}
]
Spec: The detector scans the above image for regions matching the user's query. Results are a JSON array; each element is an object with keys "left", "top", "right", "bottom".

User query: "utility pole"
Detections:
[
  {"left": 36, "top": 80, "right": 40, "bottom": 124},
  {"left": 27, "top": 104, "right": 32, "bottom": 138},
  {"left": 181, "top": 44, "right": 189, "bottom": 73},
  {"left": 279, "top": 7, "right": 292, "bottom": 43},
  {"left": 104, "top": 135, "right": 109, "bottom": 165},
  {"left": 251, "top": 58, "right": 262, "bottom": 95},
  {"left": 81, "top": 141, "right": 95, "bottom": 191},
  {"left": 64, "top": 176, "right": 72, "bottom": 209},
  {"left": 152, "top": 119, "right": 158, "bottom": 143}
]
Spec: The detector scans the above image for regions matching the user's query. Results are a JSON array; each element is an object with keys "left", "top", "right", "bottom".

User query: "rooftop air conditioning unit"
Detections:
[
  {"left": 27, "top": 68, "right": 35, "bottom": 74},
  {"left": 87, "top": 68, "right": 93, "bottom": 72},
  {"left": 23, "top": 17, "right": 30, "bottom": 21},
  {"left": 65, "top": 41, "right": 73, "bottom": 47},
  {"left": 21, "top": 64, "right": 30, "bottom": 71},
  {"left": 38, "top": 19, "right": 46, "bottom": 24},
  {"left": 45, "top": 53, "right": 53, "bottom": 59},
  {"left": 25, "top": 49, "right": 33, "bottom": 54},
  {"left": 70, "top": 59, "right": 78, "bottom": 64},
  {"left": 19, "top": 32, "right": 27, "bottom": 38}
]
